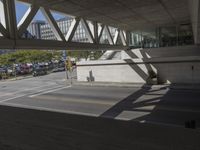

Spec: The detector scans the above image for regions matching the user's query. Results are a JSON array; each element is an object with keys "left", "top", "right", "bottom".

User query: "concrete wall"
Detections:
[
  {"left": 154, "top": 61, "right": 200, "bottom": 84},
  {"left": 77, "top": 46, "right": 200, "bottom": 84},
  {"left": 77, "top": 60, "right": 149, "bottom": 83}
]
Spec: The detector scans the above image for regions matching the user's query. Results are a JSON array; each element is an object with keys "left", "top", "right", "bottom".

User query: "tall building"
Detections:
[
  {"left": 27, "top": 17, "right": 116, "bottom": 43},
  {"left": 27, "top": 20, "right": 46, "bottom": 39},
  {"left": 40, "top": 17, "right": 96, "bottom": 42}
]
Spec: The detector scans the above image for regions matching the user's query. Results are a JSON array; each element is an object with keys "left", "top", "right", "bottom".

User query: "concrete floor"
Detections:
[{"left": 0, "top": 72, "right": 200, "bottom": 149}]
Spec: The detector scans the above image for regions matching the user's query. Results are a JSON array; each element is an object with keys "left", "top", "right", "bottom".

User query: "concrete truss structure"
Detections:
[
  {"left": 0, "top": 0, "right": 199, "bottom": 50},
  {"left": 0, "top": 0, "right": 128, "bottom": 50}
]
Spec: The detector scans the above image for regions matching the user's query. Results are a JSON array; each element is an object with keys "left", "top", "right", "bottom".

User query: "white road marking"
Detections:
[
  {"left": 0, "top": 85, "right": 71, "bottom": 103},
  {"left": 32, "top": 95, "right": 115, "bottom": 105},
  {"left": 0, "top": 84, "right": 57, "bottom": 97},
  {"left": 29, "top": 85, "right": 71, "bottom": 98},
  {"left": 27, "top": 85, "right": 65, "bottom": 96},
  {"left": 0, "top": 94, "right": 28, "bottom": 103}
]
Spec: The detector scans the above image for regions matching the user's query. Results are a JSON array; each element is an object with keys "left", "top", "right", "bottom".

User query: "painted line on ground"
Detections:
[
  {"left": 0, "top": 94, "right": 28, "bottom": 103},
  {"left": 32, "top": 95, "right": 116, "bottom": 105},
  {"left": 0, "top": 85, "right": 71, "bottom": 103},
  {"left": 27, "top": 85, "right": 66, "bottom": 96},
  {"left": 29, "top": 85, "right": 71, "bottom": 98},
  {"left": 0, "top": 84, "right": 58, "bottom": 97}
]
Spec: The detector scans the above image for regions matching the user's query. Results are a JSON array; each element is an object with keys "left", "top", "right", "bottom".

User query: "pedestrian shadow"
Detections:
[{"left": 87, "top": 70, "right": 95, "bottom": 82}]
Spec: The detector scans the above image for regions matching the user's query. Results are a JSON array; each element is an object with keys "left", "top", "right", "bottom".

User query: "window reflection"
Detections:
[{"left": 129, "top": 24, "right": 194, "bottom": 48}]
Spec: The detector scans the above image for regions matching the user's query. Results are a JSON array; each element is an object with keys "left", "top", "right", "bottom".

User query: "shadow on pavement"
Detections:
[
  {"left": 100, "top": 85, "right": 153, "bottom": 118},
  {"left": 0, "top": 104, "right": 199, "bottom": 150},
  {"left": 100, "top": 85, "right": 200, "bottom": 128}
]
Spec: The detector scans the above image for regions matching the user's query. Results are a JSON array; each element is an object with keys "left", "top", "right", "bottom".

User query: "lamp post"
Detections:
[{"left": 62, "top": 50, "right": 68, "bottom": 85}]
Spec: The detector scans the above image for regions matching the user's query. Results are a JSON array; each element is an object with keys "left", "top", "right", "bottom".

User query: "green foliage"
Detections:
[
  {"left": 93, "top": 51, "right": 105, "bottom": 60},
  {"left": 0, "top": 50, "right": 60, "bottom": 65},
  {"left": 0, "top": 50, "right": 104, "bottom": 66},
  {"left": 68, "top": 50, "right": 104, "bottom": 61}
]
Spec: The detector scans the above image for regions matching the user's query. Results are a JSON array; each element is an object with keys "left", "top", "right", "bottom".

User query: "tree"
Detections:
[
  {"left": 0, "top": 50, "right": 58, "bottom": 66},
  {"left": 67, "top": 50, "right": 104, "bottom": 61}
]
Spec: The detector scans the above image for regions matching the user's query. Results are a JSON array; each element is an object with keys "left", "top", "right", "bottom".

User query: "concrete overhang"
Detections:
[{"left": 19, "top": 0, "right": 191, "bottom": 31}]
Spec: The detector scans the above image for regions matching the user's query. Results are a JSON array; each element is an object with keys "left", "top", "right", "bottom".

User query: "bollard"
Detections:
[{"left": 185, "top": 120, "right": 196, "bottom": 129}]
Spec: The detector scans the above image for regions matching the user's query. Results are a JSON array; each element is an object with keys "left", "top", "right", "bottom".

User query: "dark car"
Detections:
[
  {"left": 32, "top": 65, "right": 47, "bottom": 77},
  {"left": 20, "top": 64, "right": 31, "bottom": 75},
  {"left": 0, "top": 67, "right": 8, "bottom": 80},
  {"left": 52, "top": 61, "right": 65, "bottom": 72},
  {"left": 0, "top": 67, "right": 6, "bottom": 73}
]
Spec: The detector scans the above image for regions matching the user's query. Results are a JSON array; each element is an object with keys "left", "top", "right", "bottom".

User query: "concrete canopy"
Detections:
[{"left": 19, "top": 0, "right": 190, "bottom": 31}]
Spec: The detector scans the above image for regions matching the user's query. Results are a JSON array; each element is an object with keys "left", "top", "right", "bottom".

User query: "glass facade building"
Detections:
[{"left": 129, "top": 24, "right": 194, "bottom": 48}]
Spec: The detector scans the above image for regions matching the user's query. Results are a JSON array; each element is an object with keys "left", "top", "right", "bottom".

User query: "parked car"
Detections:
[
  {"left": 32, "top": 65, "right": 47, "bottom": 77},
  {"left": 0, "top": 67, "right": 8, "bottom": 80},
  {"left": 52, "top": 61, "right": 65, "bottom": 72},
  {"left": 52, "top": 67, "right": 65, "bottom": 72},
  {"left": 6, "top": 67, "right": 14, "bottom": 76},
  {"left": 20, "top": 64, "right": 31, "bottom": 75},
  {"left": 0, "top": 67, "right": 7, "bottom": 73}
]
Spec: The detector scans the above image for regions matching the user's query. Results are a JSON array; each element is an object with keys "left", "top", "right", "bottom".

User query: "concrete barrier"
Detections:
[{"left": 77, "top": 45, "right": 200, "bottom": 84}]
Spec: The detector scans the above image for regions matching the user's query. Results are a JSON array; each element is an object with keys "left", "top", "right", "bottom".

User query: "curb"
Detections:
[
  {"left": 0, "top": 75, "right": 33, "bottom": 82},
  {"left": 169, "top": 85, "right": 200, "bottom": 90},
  {"left": 72, "top": 82, "right": 167, "bottom": 89},
  {"left": 2, "top": 76, "right": 200, "bottom": 90},
  {"left": 73, "top": 82, "right": 200, "bottom": 90}
]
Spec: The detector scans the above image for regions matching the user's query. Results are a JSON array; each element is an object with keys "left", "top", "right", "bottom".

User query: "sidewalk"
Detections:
[
  {"left": 0, "top": 75, "right": 33, "bottom": 82},
  {"left": 72, "top": 81, "right": 200, "bottom": 90},
  {"left": 2, "top": 74, "right": 200, "bottom": 90}
]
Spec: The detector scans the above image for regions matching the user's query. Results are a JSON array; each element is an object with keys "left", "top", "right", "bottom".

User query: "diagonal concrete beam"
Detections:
[
  {"left": 0, "top": 0, "right": 6, "bottom": 28},
  {"left": 41, "top": 7, "right": 66, "bottom": 41},
  {"left": 65, "top": 17, "right": 80, "bottom": 42},
  {"left": 0, "top": 22, "right": 9, "bottom": 37},
  {"left": 113, "top": 29, "right": 119, "bottom": 44},
  {"left": 18, "top": 5, "right": 39, "bottom": 37},
  {"left": 119, "top": 30, "right": 127, "bottom": 46},
  {"left": 81, "top": 19, "right": 95, "bottom": 43},
  {"left": 104, "top": 25, "right": 114, "bottom": 45},
  {"left": 4, "top": 0, "right": 18, "bottom": 40},
  {"left": 98, "top": 24, "right": 105, "bottom": 43}
]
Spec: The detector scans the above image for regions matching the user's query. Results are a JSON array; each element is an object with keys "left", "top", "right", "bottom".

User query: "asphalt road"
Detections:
[
  {"left": 0, "top": 72, "right": 200, "bottom": 149},
  {"left": 0, "top": 71, "right": 200, "bottom": 128}
]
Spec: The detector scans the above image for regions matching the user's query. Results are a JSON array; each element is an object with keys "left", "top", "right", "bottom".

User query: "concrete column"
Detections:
[
  {"left": 93, "top": 21, "right": 99, "bottom": 44},
  {"left": 189, "top": 0, "right": 200, "bottom": 44},
  {"left": 4, "top": 0, "right": 18, "bottom": 40},
  {"left": 125, "top": 31, "right": 131, "bottom": 46}
]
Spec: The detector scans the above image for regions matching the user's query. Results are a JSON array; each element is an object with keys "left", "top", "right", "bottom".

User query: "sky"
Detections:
[{"left": 15, "top": 1, "right": 66, "bottom": 23}]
